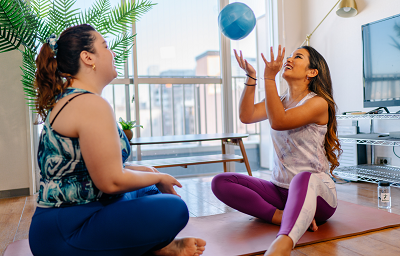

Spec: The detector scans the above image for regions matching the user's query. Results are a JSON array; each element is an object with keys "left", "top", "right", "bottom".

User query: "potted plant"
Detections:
[{"left": 118, "top": 117, "right": 142, "bottom": 141}]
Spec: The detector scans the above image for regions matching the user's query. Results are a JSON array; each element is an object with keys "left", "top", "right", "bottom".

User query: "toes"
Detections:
[{"left": 195, "top": 238, "right": 206, "bottom": 247}]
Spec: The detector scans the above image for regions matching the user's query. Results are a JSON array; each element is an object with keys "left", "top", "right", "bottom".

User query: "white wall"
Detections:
[
  {"left": 282, "top": 0, "right": 400, "bottom": 166},
  {"left": 303, "top": 0, "right": 400, "bottom": 114},
  {"left": 0, "top": 49, "right": 34, "bottom": 194}
]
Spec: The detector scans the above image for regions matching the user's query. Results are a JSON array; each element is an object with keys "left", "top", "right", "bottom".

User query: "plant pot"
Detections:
[{"left": 123, "top": 129, "right": 133, "bottom": 141}]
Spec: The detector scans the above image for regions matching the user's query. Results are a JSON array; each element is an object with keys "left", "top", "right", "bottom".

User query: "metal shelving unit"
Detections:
[
  {"left": 335, "top": 114, "right": 400, "bottom": 187},
  {"left": 339, "top": 134, "right": 400, "bottom": 146},
  {"left": 337, "top": 113, "right": 400, "bottom": 120},
  {"left": 333, "top": 165, "right": 400, "bottom": 187}
]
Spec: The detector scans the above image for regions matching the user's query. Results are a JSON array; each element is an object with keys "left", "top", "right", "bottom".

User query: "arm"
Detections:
[
  {"left": 261, "top": 46, "right": 329, "bottom": 130},
  {"left": 75, "top": 94, "right": 180, "bottom": 195},
  {"left": 125, "top": 163, "right": 160, "bottom": 173},
  {"left": 234, "top": 49, "right": 268, "bottom": 124}
]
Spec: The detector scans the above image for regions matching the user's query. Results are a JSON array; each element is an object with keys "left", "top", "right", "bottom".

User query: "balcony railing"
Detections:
[{"left": 105, "top": 76, "right": 260, "bottom": 139}]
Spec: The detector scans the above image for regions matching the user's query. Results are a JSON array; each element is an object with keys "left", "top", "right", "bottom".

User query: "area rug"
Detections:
[{"left": 178, "top": 200, "right": 400, "bottom": 256}]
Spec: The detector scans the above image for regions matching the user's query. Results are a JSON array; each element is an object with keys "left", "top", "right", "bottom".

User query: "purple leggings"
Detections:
[{"left": 211, "top": 172, "right": 337, "bottom": 245}]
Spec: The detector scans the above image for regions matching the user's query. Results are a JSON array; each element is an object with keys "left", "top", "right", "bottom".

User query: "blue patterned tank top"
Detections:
[{"left": 37, "top": 88, "right": 131, "bottom": 207}]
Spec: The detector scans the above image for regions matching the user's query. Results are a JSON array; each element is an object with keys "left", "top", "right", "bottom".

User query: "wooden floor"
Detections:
[{"left": 1, "top": 170, "right": 400, "bottom": 256}]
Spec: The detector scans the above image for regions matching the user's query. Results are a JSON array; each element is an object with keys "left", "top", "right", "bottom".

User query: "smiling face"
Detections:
[
  {"left": 91, "top": 31, "right": 117, "bottom": 82},
  {"left": 282, "top": 48, "right": 316, "bottom": 81}
]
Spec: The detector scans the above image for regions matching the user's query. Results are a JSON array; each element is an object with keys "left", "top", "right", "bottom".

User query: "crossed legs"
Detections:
[{"left": 211, "top": 172, "right": 337, "bottom": 255}]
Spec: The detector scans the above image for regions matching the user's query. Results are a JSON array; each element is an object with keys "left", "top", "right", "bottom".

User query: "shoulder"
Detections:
[
  {"left": 304, "top": 94, "right": 328, "bottom": 109},
  {"left": 55, "top": 93, "right": 115, "bottom": 124},
  {"left": 60, "top": 93, "right": 113, "bottom": 114},
  {"left": 50, "top": 93, "right": 115, "bottom": 137}
]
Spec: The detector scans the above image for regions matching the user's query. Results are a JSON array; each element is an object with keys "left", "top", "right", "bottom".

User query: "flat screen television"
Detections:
[{"left": 362, "top": 13, "right": 400, "bottom": 108}]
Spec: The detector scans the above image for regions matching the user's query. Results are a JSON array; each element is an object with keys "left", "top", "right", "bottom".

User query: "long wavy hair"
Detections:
[
  {"left": 34, "top": 24, "right": 96, "bottom": 123},
  {"left": 300, "top": 46, "right": 342, "bottom": 174}
]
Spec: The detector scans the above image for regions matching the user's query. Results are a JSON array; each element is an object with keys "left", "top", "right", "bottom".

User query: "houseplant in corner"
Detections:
[{"left": 118, "top": 117, "right": 142, "bottom": 141}]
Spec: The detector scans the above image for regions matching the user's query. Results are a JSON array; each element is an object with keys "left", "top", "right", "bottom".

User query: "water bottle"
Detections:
[{"left": 378, "top": 181, "right": 391, "bottom": 209}]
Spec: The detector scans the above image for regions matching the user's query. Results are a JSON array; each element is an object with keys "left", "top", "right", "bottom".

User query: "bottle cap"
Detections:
[{"left": 378, "top": 181, "right": 390, "bottom": 186}]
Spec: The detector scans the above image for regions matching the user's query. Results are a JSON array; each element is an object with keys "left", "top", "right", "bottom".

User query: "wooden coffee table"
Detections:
[{"left": 126, "top": 133, "right": 252, "bottom": 176}]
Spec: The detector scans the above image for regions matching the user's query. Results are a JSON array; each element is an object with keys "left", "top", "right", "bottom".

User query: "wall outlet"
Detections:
[{"left": 377, "top": 157, "right": 391, "bottom": 165}]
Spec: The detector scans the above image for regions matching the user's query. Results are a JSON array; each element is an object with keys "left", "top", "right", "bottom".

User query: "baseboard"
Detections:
[{"left": 0, "top": 188, "right": 30, "bottom": 199}]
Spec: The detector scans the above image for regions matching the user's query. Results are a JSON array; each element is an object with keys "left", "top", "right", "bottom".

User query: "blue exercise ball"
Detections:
[{"left": 218, "top": 2, "right": 256, "bottom": 40}]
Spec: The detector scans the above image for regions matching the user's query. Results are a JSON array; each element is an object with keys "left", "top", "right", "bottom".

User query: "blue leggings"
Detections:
[{"left": 29, "top": 186, "right": 189, "bottom": 256}]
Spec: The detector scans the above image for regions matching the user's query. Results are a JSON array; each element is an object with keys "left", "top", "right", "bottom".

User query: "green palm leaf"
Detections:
[
  {"left": 103, "top": 0, "right": 155, "bottom": 36},
  {"left": 0, "top": 0, "right": 25, "bottom": 28},
  {"left": 0, "top": 0, "right": 26, "bottom": 52},
  {"left": 16, "top": 15, "right": 40, "bottom": 51},
  {"left": 75, "top": 0, "right": 111, "bottom": 32},
  {"left": 0, "top": 25, "right": 20, "bottom": 53},
  {"left": 20, "top": 48, "right": 37, "bottom": 109},
  {"left": 0, "top": 0, "right": 45, "bottom": 52},
  {"left": 48, "top": 0, "right": 79, "bottom": 35},
  {"left": 29, "top": 0, "right": 52, "bottom": 19},
  {"left": 109, "top": 32, "right": 135, "bottom": 74}
]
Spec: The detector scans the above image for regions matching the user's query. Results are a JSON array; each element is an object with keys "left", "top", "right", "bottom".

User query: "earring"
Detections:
[{"left": 92, "top": 64, "right": 96, "bottom": 71}]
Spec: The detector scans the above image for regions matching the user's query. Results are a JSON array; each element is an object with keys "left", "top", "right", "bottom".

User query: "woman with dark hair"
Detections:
[
  {"left": 29, "top": 24, "right": 206, "bottom": 256},
  {"left": 212, "top": 45, "right": 341, "bottom": 255}
]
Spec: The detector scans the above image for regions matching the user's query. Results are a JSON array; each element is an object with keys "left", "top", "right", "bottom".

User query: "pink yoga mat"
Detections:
[{"left": 178, "top": 200, "right": 400, "bottom": 256}]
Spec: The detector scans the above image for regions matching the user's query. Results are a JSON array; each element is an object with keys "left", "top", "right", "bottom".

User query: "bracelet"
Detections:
[
  {"left": 246, "top": 74, "right": 257, "bottom": 81},
  {"left": 264, "top": 77, "right": 275, "bottom": 82},
  {"left": 244, "top": 83, "right": 256, "bottom": 86}
]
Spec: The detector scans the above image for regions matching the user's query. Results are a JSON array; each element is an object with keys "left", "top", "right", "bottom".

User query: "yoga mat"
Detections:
[{"left": 178, "top": 200, "right": 400, "bottom": 256}]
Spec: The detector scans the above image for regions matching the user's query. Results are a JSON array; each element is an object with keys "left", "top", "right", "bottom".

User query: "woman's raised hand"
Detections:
[
  {"left": 234, "top": 49, "right": 256, "bottom": 77},
  {"left": 261, "top": 45, "right": 285, "bottom": 80}
]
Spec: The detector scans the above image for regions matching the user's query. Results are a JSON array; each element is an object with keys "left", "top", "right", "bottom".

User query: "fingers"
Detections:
[
  {"left": 234, "top": 49, "right": 246, "bottom": 69},
  {"left": 263, "top": 45, "right": 286, "bottom": 62},
  {"left": 234, "top": 49, "right": 241, "bottom": 66},
  {"left": 276, "top": 45, "right": 286, "bottom": 64},
  {"left": 172, "top": 189, "right": 181, "bottom": 197},
  {"left": 261, "top": 53, "right": 267, "bottom": 64},
  {"left": 281, "top": 47, "right": 286, "bottom": 62},
  {"left": 277, "top": 45, "right": 282, "bottom": 62},
  {"left": 270, "top": 46, "right": 274, "bottom": 62},
  {"left": 174, "top": 179, "right": 182, "bottom": 188}
]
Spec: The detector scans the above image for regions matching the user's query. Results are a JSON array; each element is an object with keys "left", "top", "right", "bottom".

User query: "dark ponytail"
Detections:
[{"left": 34, "top": 24, "right": 96, "bottom": 123}]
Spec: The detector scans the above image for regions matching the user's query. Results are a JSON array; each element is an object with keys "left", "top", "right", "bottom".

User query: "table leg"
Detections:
[
  {"left": 238, "top": 139, "right": 252, "bottom": 176},
  {"left": 221, "top": 139, "right": 227, "bottom": 172}
]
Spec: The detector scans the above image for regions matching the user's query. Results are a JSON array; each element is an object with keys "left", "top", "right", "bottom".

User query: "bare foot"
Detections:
[
  {"left": 264, "top": 235, "right": 293, "bottom": 256},
  {"left": 308, "top": 219, "right": 318, "bottom": 232},
  {"left": 153, "top": 237, "right": 206, "bottom": 256},
  {"left": 271, "top": 209, "right": 283, "bottom": 225}
]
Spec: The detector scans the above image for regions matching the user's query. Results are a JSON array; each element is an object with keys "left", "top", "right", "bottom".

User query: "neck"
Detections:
[
  {"left": 287, "top": 81, "right": 309, "bottom": 100},
  {"left": 70, "top": 68, "right": 109, "bottom": 95}
]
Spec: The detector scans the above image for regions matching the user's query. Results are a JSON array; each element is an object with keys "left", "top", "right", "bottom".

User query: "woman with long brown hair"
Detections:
[
  {"left": 29, "top": 24, "right": 206, "bottom": 256},
  {"left": 212, "top": 45, "right": 341, "bottom": 256}
]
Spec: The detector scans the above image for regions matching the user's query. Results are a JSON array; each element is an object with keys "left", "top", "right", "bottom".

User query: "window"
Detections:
[
  {"left": 33, "top": 0, "right": 267, "bottom": 178},
  {"left": 134, "top": 0, "right": 221, "bottom": 78}
]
